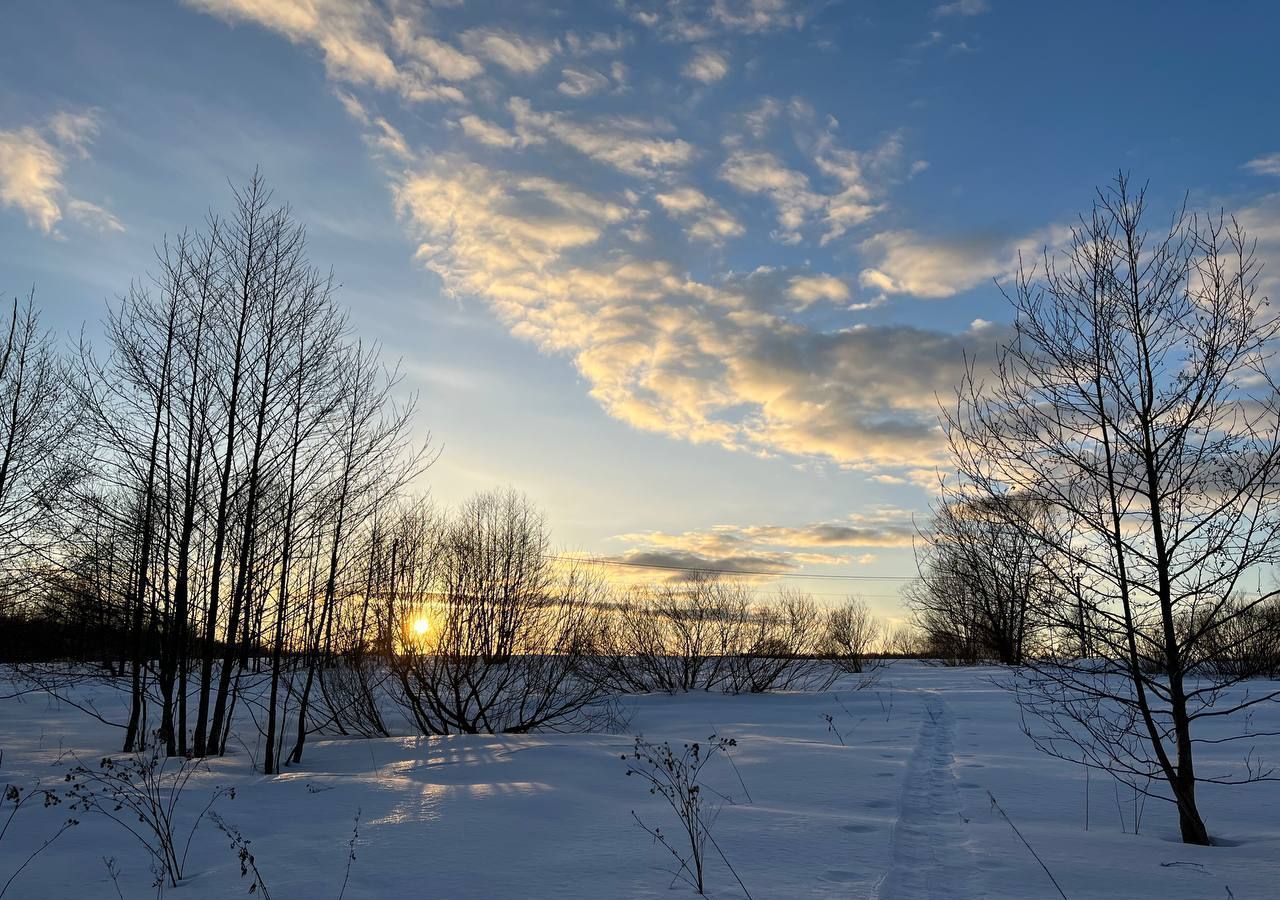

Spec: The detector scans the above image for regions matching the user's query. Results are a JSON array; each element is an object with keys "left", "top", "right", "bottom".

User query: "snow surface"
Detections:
[{"left": 1, "top": 663, "right": 1277, "bottom": 899}]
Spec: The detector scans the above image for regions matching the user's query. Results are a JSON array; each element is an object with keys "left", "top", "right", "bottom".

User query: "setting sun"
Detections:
[{"left": 412, "top": 618, "right": 430, "bottom": 636}]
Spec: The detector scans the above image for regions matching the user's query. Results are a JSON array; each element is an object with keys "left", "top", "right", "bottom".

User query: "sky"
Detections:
[{"left": 3, "top": 0, "right": 1280, "bottom": 618}]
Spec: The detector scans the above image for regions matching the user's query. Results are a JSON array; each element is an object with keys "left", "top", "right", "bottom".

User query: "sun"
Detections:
[{"left": 411, "top": 617, "right": 430, "bottom": 636}]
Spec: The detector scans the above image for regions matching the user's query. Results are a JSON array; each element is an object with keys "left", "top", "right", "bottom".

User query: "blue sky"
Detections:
[{"left": 3, "top": 0, "right": 1280, "bottom": 616}]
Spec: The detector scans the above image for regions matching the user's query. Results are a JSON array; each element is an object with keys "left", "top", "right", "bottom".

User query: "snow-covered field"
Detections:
[{"left": 2, "top": 664, "right": 1277, "bottom": 899}]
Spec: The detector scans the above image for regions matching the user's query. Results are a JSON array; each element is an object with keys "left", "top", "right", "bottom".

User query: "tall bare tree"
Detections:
[{"left": 946, "top": 175, "right": 1280, "bottom": 844}]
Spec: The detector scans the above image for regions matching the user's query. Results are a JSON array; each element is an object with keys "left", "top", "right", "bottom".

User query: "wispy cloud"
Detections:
[
  {"left": 188, "top": 0, "right": 472, "bottom": 102},
  {"left": 719, "top": 149, "right": 820, "bottom": 241},
  {"left": 460, "top": 27, "right": 558, "bottom": 73},
  {"left": 188, "top": 0, "right": 398, "bottom": 87},
  {"left": 626, "top": 0, "right": 807, "bottom": 41},
  {"left": 719, "top": 136, "right": 889, "bottom": 244},
  {"left": 607, "top": 510, "right": 917, "bottom": 577},
  {"left": 391, "top": 20, "right": 484, "bottom": 81},
  {"left": 509, "top": 98, "right": 695, "bottom": 177},
  {"left": 934, "top": 0, "right": 989, "bottom": 17},
  {"left": 1244, "top": 153, "right": 1280, "bottom": 177},
  {"left": 1233, "top": 191, "right": 1280, "bottom": 295},
  {"left": 558, "top": 66, "right": 611, "bottom": 97},
  {"left": 458, "top": 114, "right": 521, "bottom": 148},
  {"left": 390, "top": 144, "right": 1007, "bottom": 474},
  {"left": 0, "top": 110, "right": 121, "bottom": 235},
  {"left": 683, "top": 47, "right": 730, "bottom": 83},
  {"left": 188, "top": 0, "right": 1022, "bottom": 479}
]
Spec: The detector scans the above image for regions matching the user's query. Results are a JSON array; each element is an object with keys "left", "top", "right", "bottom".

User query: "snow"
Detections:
[{"left": 2, "top": 663, "right": 1278, "bottom": 899}]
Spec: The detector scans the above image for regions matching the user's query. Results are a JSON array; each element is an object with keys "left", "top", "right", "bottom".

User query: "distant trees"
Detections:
[
  {"left": 945, "top": 175, "right": 1280, "bottom": 845},
  {"left": 909, "top": 493, "right": 1053, "bottom": 665},
  {"left": 594, "top": 575, "right": 843, "bottom": 694}
]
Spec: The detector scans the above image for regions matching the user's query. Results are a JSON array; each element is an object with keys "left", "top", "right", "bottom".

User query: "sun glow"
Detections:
[{"left": 412, "top": 618, "right": 430, "bottom": 636}]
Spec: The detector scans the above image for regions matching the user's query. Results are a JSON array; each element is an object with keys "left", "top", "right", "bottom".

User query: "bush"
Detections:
[
  {"left": 624, "top": 734, "right": 752, "bottom": 898},
  {"left": 385, "top": 490, "right": 609, "bottom": 734},
  {"left": 64, "top": 739, "right": 232, "bottom": 888}
]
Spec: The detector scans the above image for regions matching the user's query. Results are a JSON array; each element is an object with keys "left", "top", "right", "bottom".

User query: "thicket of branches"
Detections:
[
  {"left": 591, "top": 578, "right": 868, "bottom": 695},
  {"left": 908, "top": 493, "right": 1055, "bottom": 665},
  {"left": 378, "top": 490, "right": 608, "bottom": 735}
]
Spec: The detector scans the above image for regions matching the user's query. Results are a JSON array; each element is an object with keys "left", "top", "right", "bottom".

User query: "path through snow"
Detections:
[{"left": 873, "top": 689, "right": 978, "bottom": 900}]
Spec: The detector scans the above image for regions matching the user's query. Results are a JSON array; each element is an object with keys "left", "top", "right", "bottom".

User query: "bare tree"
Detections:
[
  {"left": 286, "top": 340, "right": 425, "bottom": 764},
  {"left": 946, "top": 175, "right": 1280, "bottom": 844},
  {"left": 717, "top": 588, "right": 836, "bottom": 693},
  {"left": 823, "top": 598, "right": 882, "bottom": 673}
]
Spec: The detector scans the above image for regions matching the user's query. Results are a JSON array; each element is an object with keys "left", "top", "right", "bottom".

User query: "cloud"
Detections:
[
  {"left": 66, "top": 198, "right": 125, "bottom": 232},
  {"left": 719, "top": 149, "right": 819, "bottom": 240},
  {"left": 627, "top": 0, "right": 805, "bottom": 40},
  {"left": 719, "top": 142, "right": 887, "bottom": 244},
  {"left": 1244, "top": 153, "right": 1280, "bottom": 177},
  {"left": 509, "top": 98, "right": 695, "bottom": 177},
  {"left": 188, "top": 0, "right": 471, "bottom": 102},
  {"left": 608, "top": 510, "right": 918, "bottom": 578},
  {"left": 392, "top": 151, "right": 1008, "bottom": 474},
  {"left": 203, "top": 1, "right": 1024, "bottom": 478},
  {"left": 47, "top": 111, "right": 99, "bottom": 157},
  {"left": 715, "top": 120, "right": 902, "bottom": 243},
  {"left": 934, "top": 0, "right": 989, "bottom": 16},
  {"left": 786, "top": 274, "right": 849, "bottom": 307},
  {"left": 858, "top": 227, "right": 1063, "bottom": 299},
  {"left": 458, "top": 114, "right": 520, "bottom": 148},
  {"left": 710, "top": 0, "right": 806, "bottom": 33},
  {"left": 0, "top": 110, "right": 121, "bottom": 235},
  {"left": 683, "top": 47, "right": 730, "bottom": 83},
  {"left": 390, "top": 20, "right": 484, "bottom": 81},
  {"left": 0, "top": 128, "right": 64, "bottom": 233},
  {"left": 558, "top": 66, "right": 611, "bottom": 98},
  {"left": 813, "top": 142, "right": 889, "bottom": 241},
  {"left": 654, "top": 186, "right": 744, "bottom": 243},
  {"left": 564, "top": 30, "right": 629, "bottom": 55},
  {"left": 607, "top": 549, "right": 814, "bottom": 579},
  {"left": 460, "top": 28, "right": 557, "bottom": 73},
  {"left": 188, "top": 0, "right": 399, "bottom": 87},
  {"left": 367, "top": 117, "right": 413, "bottom": 160},
  {"left": 1234, "top": 192, "right": 1280, "bottom": 296}
]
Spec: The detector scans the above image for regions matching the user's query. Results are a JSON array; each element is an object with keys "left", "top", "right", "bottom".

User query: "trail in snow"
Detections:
[{"left": 872, "top": 689, "right": 977, "bottom": 900}]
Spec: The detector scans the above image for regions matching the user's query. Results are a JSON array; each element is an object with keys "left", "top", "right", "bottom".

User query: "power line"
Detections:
[
  {"left": 610, "top": 585, "right": 909, "bottom": 599},
  {"left": 549, "top": 554, "right": 917, "bottom": 581}
]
